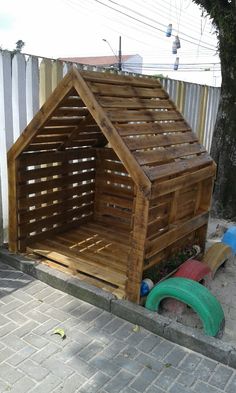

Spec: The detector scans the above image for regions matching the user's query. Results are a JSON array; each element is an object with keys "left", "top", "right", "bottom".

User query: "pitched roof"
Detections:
[
  {"left": 59, "top": 55, "right": 137, "bottom": 66},
  {"left": 8, "top": 67, "right": 214, "bottom": 195}
]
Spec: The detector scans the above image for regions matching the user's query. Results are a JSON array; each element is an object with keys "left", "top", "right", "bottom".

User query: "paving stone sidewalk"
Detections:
[{"left": 0, "top": 260, "right": 236, "bottom": 393}]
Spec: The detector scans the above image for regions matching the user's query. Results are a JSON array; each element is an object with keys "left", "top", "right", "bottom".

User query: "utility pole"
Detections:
[{"left": 118, "top": 36, "right": 122, "bottom": 71}]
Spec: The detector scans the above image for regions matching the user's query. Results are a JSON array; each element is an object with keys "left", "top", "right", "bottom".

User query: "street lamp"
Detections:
[{"left": 102, "top": 36, "right": 122, "bottom": 71}]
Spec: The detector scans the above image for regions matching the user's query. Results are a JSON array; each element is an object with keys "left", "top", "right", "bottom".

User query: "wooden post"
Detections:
[
  {"left": 8, "top": 159, "right": 19, "bottom": 252},
  {"left": 126, "top": 189, "right": 149, "bottom": 303}
]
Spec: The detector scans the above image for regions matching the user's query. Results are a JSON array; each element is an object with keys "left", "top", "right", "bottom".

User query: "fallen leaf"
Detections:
[
  {"left": 52, "top": 328, "right": 66, "bottom": 340},
  {"left": 132, "top": 325, "right": 140, "bottom": 333},
  {"left": 164, "top": 363, "right": 172, "bottom": 368}
]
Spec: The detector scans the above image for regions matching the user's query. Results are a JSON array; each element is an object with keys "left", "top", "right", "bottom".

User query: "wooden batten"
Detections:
[
  {"left": 126, "top": 190, "right": 149, "bottom": 303},
  {"left": 8, "top": 67, "right": 216, "bottom": 303},
  {"left": 8, "top": 159, "right": 19, "bottom": 252}
]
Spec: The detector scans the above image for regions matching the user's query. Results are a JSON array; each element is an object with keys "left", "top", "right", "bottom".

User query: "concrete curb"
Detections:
[{"left": 0, "top": 247, "right": 235, "bottom": 368}]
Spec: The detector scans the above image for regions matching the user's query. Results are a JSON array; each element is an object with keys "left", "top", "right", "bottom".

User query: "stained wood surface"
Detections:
[
  {"left": 28, "top": 220, "right": 131, "bottom": 295},
  {"left": 8, "top": 67, "right": 215, "bottom": 304}
]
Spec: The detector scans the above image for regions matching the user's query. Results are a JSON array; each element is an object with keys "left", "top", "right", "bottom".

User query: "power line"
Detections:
[
  {"left": 93, "top": 0, "right": 217, "bottom": 51},
  {"left": 106, "top": 0, "right": 216, "bottom": 48}
]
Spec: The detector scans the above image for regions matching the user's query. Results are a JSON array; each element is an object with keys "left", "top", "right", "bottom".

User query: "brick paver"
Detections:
[{"left": 0, "top": 260, "right": 235, "bottom": 392}]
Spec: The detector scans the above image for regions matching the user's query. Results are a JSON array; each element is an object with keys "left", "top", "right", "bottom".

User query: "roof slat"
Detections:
[
  {"left": 144, "top": 154, "right": 213, "bottom": 181},
  {"left": 81, "top": 70, "right": 161, "bottom": 88},
  {"left": 98, "top": 97, "right": 173, "bottom": 109},
  {"left": 107, "top": 109, "right": 182, "bottom": 122},
  {"left": 89, "top": 82, "right": 168, "bottom": 98},
  {"left": 134, "top": 143, "right": 206, "bottom": 165},
  {"left": 116, "top": 122, "right": 191, "bottom": 136},
  {"left": 124, "top": 132, "right": 198, "bottom": 150}
]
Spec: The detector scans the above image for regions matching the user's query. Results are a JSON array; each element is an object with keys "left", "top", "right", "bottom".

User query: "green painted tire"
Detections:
[{"left": 145, "top": 277, "right": 225, "bottom": 337}]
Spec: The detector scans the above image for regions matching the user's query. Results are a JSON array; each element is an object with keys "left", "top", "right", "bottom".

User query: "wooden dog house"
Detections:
[{"left": 8, "top": 67, "right": 216, "bottom": 302}]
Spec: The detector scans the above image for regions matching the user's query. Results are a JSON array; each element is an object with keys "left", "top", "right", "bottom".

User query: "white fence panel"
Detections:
[
  {"left": 12, "top": 53, "right": 27, "bottom": 141},
  {"left": 0, "top": 51, "right": 13, "bottom": 242},
  {"left": 26, "top": 56, "right": 39, "bottom": 122}
]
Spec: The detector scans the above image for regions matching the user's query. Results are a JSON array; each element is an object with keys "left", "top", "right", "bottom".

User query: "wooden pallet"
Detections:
[{"left": 27, "top": 220, "right": 132, "bottom": 299}]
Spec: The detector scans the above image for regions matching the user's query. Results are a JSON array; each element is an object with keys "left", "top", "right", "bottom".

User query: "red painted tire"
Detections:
[{"left": 174, "top": 259, "right": 211, "bottom": 282}]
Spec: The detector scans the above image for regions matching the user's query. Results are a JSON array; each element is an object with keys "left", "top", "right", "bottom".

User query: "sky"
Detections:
[{"left": 0, "top": 0, "right": 221, "bottom": 86}]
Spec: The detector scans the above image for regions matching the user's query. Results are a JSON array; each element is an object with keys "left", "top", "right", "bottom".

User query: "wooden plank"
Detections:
[
  {"left": 19, "top": 160, "right": 95, "bottom": 182},
  {"left": 101, "top": 194, "right": 133, "bottom": 209},
  {"left": 107, "top": 109, "right": 182, "bottom": 122},
  {"left": 124, "top": 132, "right": 198, "bottom": 151},
  {"left": 19, "top": 203, "right": 94, "bottom": 236},
  {"left": 29, "top": 240, "right": 127, "bottom": 286},
  {"left": 53, "top": 107, "right": 89, "bottom": 117},
  {"left": 148, "top": 202, "right": 169, "bottom": 222},
  {"left": 81, "top": 70, "right": 161, "bottom": 88},
  {"left": 19, "top": 148, "right": 96, "bottom": 167},
  {"left": 134, "top": 143, "right": 206, "bottom": 166},
  {"left": 96, "top": 147, "right": 119, "bottom": 161},
  {"left": 151, "top": 163, "right": 216, "bottom": 198},
  {"left": 147, "top": 216, "right": 169, "bottom": 238},
  {"left": 19, "top": 194, "right": 94, "bottom": 222},
  {"left": 32, "top": 135, "right": 68, "bottom": 143},
  {"left": 8, "top": 159, "right": 19, "bottom": 252},
  {"left": 144, "top": 155, "right": 213, "bottom": 181},
  {"left": 86, "top": 222, "right": 131, "bottom": 246},
  {"left": 100, "top": 172, "right": 133, "bottom": 187},
  {"left": 116, "top": 121, "right": 190, "bottom": 136},
  {"left": 98, "top": 97, "right": 173, "bottom": 109},
  {"left": 89, "top": 82, "right": 168, "bottom": 99},
  {"left": 126, "top": 190, "right": 149, "bottom": 303},
  {"left": 199, "top": 177, "right": 215, "bottom": 212},
  {"left": 72, "top": 69, "right": 151, "bottom": 195},
  {"left": 51, "top": 233, "right": 128, "bottom": 269},
  {"left": 18, "top": 171, "right": 95, "bottom": 196},
  {"left": 69, "top": 226, "right": 130, "bottom": 252},
  {"left": 8, "top": 69, "right": 76, "bottom": 161},
  {"left": 45, "top": 117, "right": 86, "bottom": 127},
  {"left": 131, "top": 132, "right": 197, "bottom": 152},
  {"left": 145, "top": 212, "right": 209, "bottom": 259},
  {"left": 102, "top": 159, "right": 128, "bottom": 174},
  {"left": 40, "top": 259, "right": 125, "bottom": 298},
  {"left": 61, "top": 96, "right": 84, "bottom": 107},
  {"left": 25, "top": 143, "right": 62, "bottom": 152},
  {"left": 176, "top": 200, "right": 195, "bottom": 221},
  {"left": 94, "top": 180, "right": 133, "bottom": 201},
  {"left": 23, "top": 214, "right": 93, "bottom": 247},
  {"left": 96, "top": 215, "right": 131, "bottom": 231},
  {"left": 38, "top": 126, "right": 78, "bottom": 135},
  {"left": 19, "top": 184, "right": 94, "bottom": 209},
  {"left": 98, "top": 204, "right": 132, "bottom": 221}
]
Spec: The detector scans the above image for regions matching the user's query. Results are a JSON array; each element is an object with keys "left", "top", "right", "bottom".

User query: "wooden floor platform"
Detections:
[{"left": 27, "top": 221, "right": 132, "bottom": 298}]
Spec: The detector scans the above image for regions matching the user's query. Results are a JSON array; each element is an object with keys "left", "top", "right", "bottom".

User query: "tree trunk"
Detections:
[{"left": 210, "top": 18, "right": 236, "bottom": 220}]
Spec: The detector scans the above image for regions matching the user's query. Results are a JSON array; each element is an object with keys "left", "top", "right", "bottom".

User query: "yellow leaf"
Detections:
[
  {"left": 53, "top": 328, "right": 66, "bottom": 340},
  {"left": 132, "top": 325, "right": 140, "bottom": 333}
]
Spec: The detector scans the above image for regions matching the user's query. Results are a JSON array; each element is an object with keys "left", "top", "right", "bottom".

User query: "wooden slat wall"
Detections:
[
  {"left": 94, "top": 148, "right": 134, "bottom": 230},
  {"left": 143, "top": 166, "right": 215, "bottom": 270},
  {"left": 17, "top": 148, "right": 96, "bottom": 250}
]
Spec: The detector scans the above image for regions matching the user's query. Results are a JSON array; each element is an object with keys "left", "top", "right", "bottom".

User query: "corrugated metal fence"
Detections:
[{"left": 0, "top": 49, "right": 221, "bottom": 243}]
